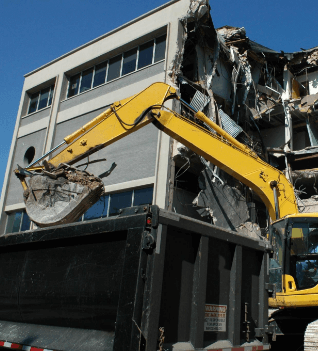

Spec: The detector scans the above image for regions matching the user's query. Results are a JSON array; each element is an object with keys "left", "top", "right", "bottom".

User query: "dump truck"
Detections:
[
  {"left": 6, "top": 81, "right": 318, "bottom": 350},
  {"left": 0, "top": 204, "right": 271, "bottom": 351}
]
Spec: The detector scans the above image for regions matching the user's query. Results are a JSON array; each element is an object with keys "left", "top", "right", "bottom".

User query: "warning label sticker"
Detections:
[{"left": 204, "top": 304, "right": 227, "bottom": 332}]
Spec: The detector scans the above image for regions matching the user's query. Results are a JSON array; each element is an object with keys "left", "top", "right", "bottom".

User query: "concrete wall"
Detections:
[{"left": 5, "top": 129, "right": 47, "bottom": 207}]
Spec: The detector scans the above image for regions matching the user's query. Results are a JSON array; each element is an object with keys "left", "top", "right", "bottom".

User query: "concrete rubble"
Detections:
[{"left": 170, "top": 0, "right": 318, "bottom": 236}]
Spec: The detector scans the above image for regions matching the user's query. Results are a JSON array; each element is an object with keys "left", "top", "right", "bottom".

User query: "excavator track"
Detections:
[{"left": 24, "top": 165, "right": 104, "bottom": 227}]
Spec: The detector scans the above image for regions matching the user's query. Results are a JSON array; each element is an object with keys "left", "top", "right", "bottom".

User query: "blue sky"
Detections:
[{"left": 0, "top": 0, "right": 317, "bottom": 196}]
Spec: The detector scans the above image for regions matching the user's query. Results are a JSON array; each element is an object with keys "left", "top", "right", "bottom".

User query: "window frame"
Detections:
[
  {"left": 67, "top": 35, "right": 166, "bottom": 99},
  {"left": 28, "top": 85, "right": 55, "bottom": 115},
  {"left": 79, "top": 186, "right": 154, "bottom": 222},
  {"left": 5, "top": 210, "right": 31, "bottom": 234}
]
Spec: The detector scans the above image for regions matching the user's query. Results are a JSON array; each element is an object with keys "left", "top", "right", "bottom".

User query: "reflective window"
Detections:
[
  {"left": 138, "top": 40, "right": 154, "bottom": 69},
  {"left": 109, "top": 191, "right": 132, "bottom": 216},
  {"left": 37, "top": 87, "right": 50, "bottom": 110},
  {"left": 122, "top": 48, "right": 137, "bottom": 76},
  {"left": 84, "top": 195, "right": 109, "bottom": 221},
  {"left": 67, "top": 34, "right": 166, "bottom": 98},
  {"left": 133, "top": 187, "right": 153, "bottom": 206},
  {"left": 107, "top": 55, "right": 122, "bottom": 81},
  {"left": 80, "top": 68, "right": 93, "bottom": 93},
  {"left": 269, "top": 226, "right": 284, "bottom": 292},
  {"left": 79, "top": 186, "right": 153, "bottom": 222},
  {"left": 291, "top": 222, "right": 318, "bottom": 290},
  {"left": 21, "top": 212, "right": 31, "bottom": 231},
  {"left": 6, "top": 211, "right": 31, "bottom": 234},
  {"left": 28, "top": 92, "right": 39, "bottom": 114},
  {"left": 68, "top": 74, "right": 81, "bottom": 97},
  {"left": 28, "top": 85, "right": 55, "bottom": 114},
  {"left": 154, "top": 35, "right": 166, "bottom": 62},
  {"left": 93, "top": 62, "right": 107, "bottom": 88},
  {"left": 295, "top": 258, "right": 318, "bottom": 290}
]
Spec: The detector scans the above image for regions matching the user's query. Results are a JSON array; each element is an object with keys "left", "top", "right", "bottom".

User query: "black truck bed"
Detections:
[{"left": 0, "top": 206, "right": 271, "bottom": 351}]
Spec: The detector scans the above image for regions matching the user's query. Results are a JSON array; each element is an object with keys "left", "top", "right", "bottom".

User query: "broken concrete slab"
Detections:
[{"left": 193, "top": 168, "right": 250, "bottom": 231}]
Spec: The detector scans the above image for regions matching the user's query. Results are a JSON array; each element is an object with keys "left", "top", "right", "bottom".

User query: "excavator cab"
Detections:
[{"left": 269, "top": 215, "right": 318, "bottom": 307}]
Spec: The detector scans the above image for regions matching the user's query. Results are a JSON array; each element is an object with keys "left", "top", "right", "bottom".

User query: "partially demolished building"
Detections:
[
  {"left": 1, "top": 0, "right": 318, "bottom": 237},
  {"left": 169, "top": 1, "right": 318, "bottom": 236}
]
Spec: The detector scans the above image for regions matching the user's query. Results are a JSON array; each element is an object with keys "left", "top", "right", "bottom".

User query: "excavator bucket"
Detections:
[{"left": 24, "top": 165, "right": 104, "bottom": 228}]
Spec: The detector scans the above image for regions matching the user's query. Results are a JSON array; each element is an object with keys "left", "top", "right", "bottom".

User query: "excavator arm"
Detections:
[{"left": 16, "top": 82, "right": 298, "bottom": 227}]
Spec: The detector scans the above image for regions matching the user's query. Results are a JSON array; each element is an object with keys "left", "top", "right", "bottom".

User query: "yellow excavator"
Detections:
[{"left": 14, "top": 82, "right": 318, "bottom": 348}]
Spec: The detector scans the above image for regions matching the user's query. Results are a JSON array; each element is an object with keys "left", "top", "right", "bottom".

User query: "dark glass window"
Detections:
[
  {"left": 24, "top": 146, "right": 35, "bottom": 166},
  {"left": 84, "top": 195, "right": 109, "bottom": 221},
  {"left": 28, "top": 85, "right": 54, "bottom": 114},
  {"left": 80, "top": 68, "right": 93, "bottom": 93},
  {"left": 6, "top": 211, "right": 30, "bottom": 234},
  {"left": 291, "top": 223, "right": 318, "bottom": 290},
  {"left": 12, "top": 212, "right": 22, "bottom": 233},
  {"left": 21, "top": 212, "right": 31, "bottom": 231},
  {"left": 109, "top": 191, "right": 132, "bottom": 216},
  {"left": 269, "top": 226, "right": 284, "bottom": 292},
  {"left": 66, "top": 34, "right": 166, "bottom": 99},
  {"left": 138, "top": 41, "right": 154, "bottom": 69},
  {"left": 68, "top": 73, "right": 81, "bottom": 97},
  {"left": 122, "top": 48, "right": 137, "bottom": 75},
  {"left": 93, "top": 62, "right": 107, "bottom": 88},
  {"left": 37, "top": 87, "right": 50, "bottom": 110},
  {"left": 133, "top": 187, "right": 153, "bottom": 206},
  {"left": 107, "top": 55, "right": 122, "bottom": 81},
  {"left": 154, "top": 35, "right": 166, "bottom": 62},
  {"left": 28, "top": 92, "right": 39, "bottom": 114}
]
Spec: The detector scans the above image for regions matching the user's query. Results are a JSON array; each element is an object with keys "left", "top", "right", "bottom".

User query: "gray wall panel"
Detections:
[
  {"left": 53, "top": 107, "right": 108, "bottom": 147},
  {"left": 5, "top": 129, "right": 47, "bottom": 207},
  {"left": 20, "top": 108, "right": 51, "bottom": 127},
  {"left": 60, "top": 61, "right": 165, "bottom": 112},
  {"left": 53, "top": 112, "right": 159, "bottom": 187}
]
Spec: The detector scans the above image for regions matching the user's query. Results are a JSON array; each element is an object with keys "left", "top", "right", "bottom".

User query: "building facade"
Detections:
[{"left": 0, "top": 0, "right": 195, "bottom": 234}]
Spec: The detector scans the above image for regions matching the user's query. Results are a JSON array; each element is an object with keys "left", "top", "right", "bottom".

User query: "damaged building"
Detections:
[
  {"left": 169, "top": 2, "right": 318, "bottom": 236},
  {"left": 1, "top": 0, "right": 318, "bottom": 240}
]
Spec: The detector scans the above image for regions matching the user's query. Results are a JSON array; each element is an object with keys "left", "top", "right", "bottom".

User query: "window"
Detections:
[
  {"left": 107, "top": 55, "right": 122, "bottom": 82},
  {"left": 122, "top": 48, "right": 137, "bottom": 76},
  {"left": 68, "top": 73, "right": 80, "bottom": 97},
  {"left": 80, "top": 68, "right": 94, "bottom": 93},
  {"left": 67, "top": 35, "right": 166, "bottom": 98},
  {"left": 133, "top": 187, "right": 153, "bottom": 206},
  {"left": 79, "top": 186, "right": 153, "bottom": 222},
  {"left": 28, "top": 85, "right": 55, "bottom": 114},
  {"left": 24, "top": 146, "right": 35, "bottom": 166},
  {"left": 93, "top": 62, "right": 107, "bottom": 88},
  {"left": 154, "top": 35, "right": 166, "bottom": 62},
  {"left": 6, "top": 210, "right": 31, "bottom": 234},
  {"left": 290, "top": 222, "right": 318, "bottom": 290},
  {"left": 138, "top": 40, "right": 154, "bottom": 69},
  {"left": 83, "top": 194, "right": 109, "bottom": 221}
]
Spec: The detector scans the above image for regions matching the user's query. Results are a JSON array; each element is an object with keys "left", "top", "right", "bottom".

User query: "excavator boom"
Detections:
[{"left": 17, "top": 82, "right": 298, "bottom": 227}]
